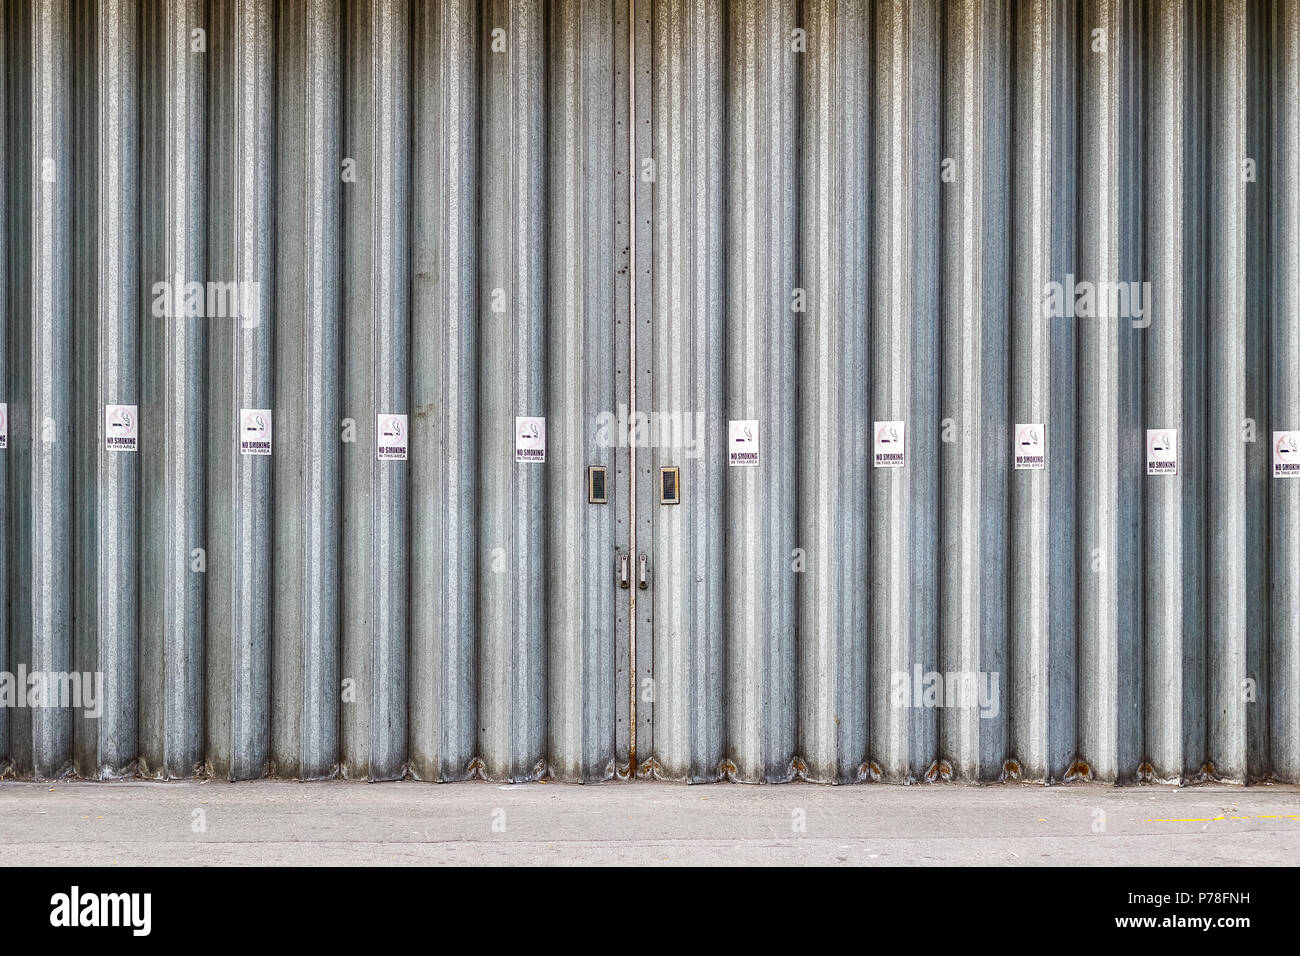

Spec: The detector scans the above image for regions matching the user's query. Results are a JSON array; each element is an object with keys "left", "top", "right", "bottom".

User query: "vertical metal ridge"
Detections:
[
  {"left": 409, "top": 0, "right": 479, "bottom": 783},
  {"left": 869, "top": 0, "right": 914, "bottom": 782},
  {"left": 1180, "top": 0, "right": 1210, "bottom": 778},
  {"left": 1076, "top": 0, "right": 1120, "bottom": 782},
  {"left": 1045, "top": 0, "right": 1079, "bottom": 782},
  {"left": 340, "top": 0, "right": 410, "bottom": 782},
  {"left": 649, "top": 0, "right": 726, "bottom": 783},
  {"left": 140, "top": 0, "right": 208, "bottom": 780},
  {"left": 0, "top": 0, "right": 10, "bottom": 772},
  {"left": 870, "top": 0, "right": 942, "bottom": 783},
  {"left": 977, "top": 0, "right": 1011, "bottom": 782},
  {"left": 798, "top": 0, "right": 869, "bottom": 784},
  {"left": 724, "top": 0, "right": 797, "bottom": 784},
  {"left": 1115, "top": 0, "right": 1145, "bottom": 785},
  {"left": 905, "top": 0, "right": 941, "bottom": 781},
  {"left": 546, "top": 0, "right": 618, "bottom": 783},
  {"left": 72, "top": 0, "right": 140, "bottom": 779},
  {"left": 479, "top": 0, "right": 547, "bottom": 782},
  {"left": 1009, "top": 0, "right": 1053, "bottom": 782},
  {"left": 10, "top": 0, "right": 74, "bottom": 779},
  {"left": 1271, "top": 0, "right": 1300, "bottom": 784},
  {"left": 1207, "top": 0, "right": 1247, "bottom": 781},
  {"left": 273, "top": 0, "right": 342, "bottom": 781},
  {"left": 272, "top": 0, "right": 342, "bottom": 781},
  {"left": 206, "top": 0, "right": 274, "bottom": 782},
  {"left": 614, "top": 0, "right": 635, "bottom": 776},
  {"left": 1143, "top": 0, "right": 1184, "bottom": 782},
  {"left": 4, "top": 0, "right": 34, "bottom": 776},
  {"left": 939, "top": 0, "right": 986, "bottom": 783},
  {"left": 31, "top": 0, "right": 75, "bottom": 780},
  {"left": 629, "top": 0, "right": 655, "bottom": 775},
  {"left": 1244, "top": 0, "right": 1270, "bottom": 782}
]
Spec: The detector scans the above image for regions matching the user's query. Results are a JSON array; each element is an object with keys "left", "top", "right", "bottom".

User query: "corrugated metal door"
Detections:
[
  {"left": 2, "top": 0, "right": 629, "bottom": 783},
  {"left": 2, "top": 0, "right": 1298, "bottom": 787},
  {"left": 632, "top": 0, "right": 1300, "bottom": 786}
]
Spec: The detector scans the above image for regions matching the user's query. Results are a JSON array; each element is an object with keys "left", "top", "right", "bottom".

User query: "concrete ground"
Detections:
[{"left": 0, "top": 779, "right": 1297, "bottom": 865}]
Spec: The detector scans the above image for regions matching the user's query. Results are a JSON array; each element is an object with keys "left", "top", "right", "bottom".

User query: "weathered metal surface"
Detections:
[
  {"left": 723, "top": 0, "right": 797, "bottom": 784},
  {"left": 338, "top": 0, "right": 411, "bottom": 783},
  {"left": 1008, "top": 0, "right": 1054, "bottom": 783},
  {"left": 1, "top": 0, "right": 1297, "bottom": 787},
  {"left": 72, "top": 0, "right": 140, "bottom": 779},
  {"left": 1271, "top": 0, "right": 1300, "bottom": 782},
  {"left": 477, "top": 0, "right": 547, "bottom": 783},
  {"left": 545, "top": 0, "right": 620, "bottom": 783},
  {"left": 8, "top": 0, "right": 75, "bottom": 780},
  {"left": 408, "top": 0, "right": 478, "bottom": 783},
  {"left": 206, "top": 0, "right": 274, "bottom": 782},
  {"left": 271, "top": 0, "right": 342, "bottom": 782},
  {"left": 645, "top": 0, "right": 727, "bottom": 783},
  {"left": 798, "top": 0, "right": 869, "bottom": 784},
  {"left": 138, "top": 0, "right": 207, "bottom": 780}
]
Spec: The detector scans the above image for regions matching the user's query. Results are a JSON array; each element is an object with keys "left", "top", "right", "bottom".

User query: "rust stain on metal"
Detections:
[
  {"left": 856, "top": 760, "right": 882, "bottom": 782},
  {"left": 1064, "top": 759, "right": 1092, "bottom": 782},
  {"left": 924, "top": 760, "right": 953, "bottom": 783}
]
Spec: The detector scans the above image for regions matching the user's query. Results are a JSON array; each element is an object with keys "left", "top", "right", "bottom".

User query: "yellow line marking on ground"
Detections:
[{"left": 1144, "top": 814, "right": 1300, "bottom": 823}]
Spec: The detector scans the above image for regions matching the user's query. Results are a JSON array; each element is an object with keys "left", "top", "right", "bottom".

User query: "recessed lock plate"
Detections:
[
  {"left": 588, "top": 465, "right": 608, "bottom": 503},
  {"left": 660, "top": 466, "right": 679, "bottom": 504}
]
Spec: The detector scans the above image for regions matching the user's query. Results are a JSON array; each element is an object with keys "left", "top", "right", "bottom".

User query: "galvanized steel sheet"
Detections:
[{"left": 1, "top": 0, "right": 1297, "bottom": 786}]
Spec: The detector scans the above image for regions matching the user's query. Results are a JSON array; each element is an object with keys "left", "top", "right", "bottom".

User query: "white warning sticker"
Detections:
[
  {"left": 105, "top": 404, "right": 138, "bottom": 452},
  {"left": 1146, "top": 429, "right": 1177, "bottom": 476},
  {"left": 377, "top": 414, "right": 408, "bottom": 461},
  {"left": 1274, "top": 431, "right": 1300, "bottom": 479},
  {"left": 728, "top": 420, "right": 759, "bottom": 467},
  {"left": 873, "top": 420, "right": 905, "bottom": 468},
  {"left": 515, "top": 417, "right": 546, "bottom": 463},
  {"left": 0, "top": 403, "right": 7, "bottom": 449},
  {"left": 240, "top": 409, "right": 273, "bottom": 456},
  {"left": 1014, "top": 423, "right": 1046, "bottom": 470}
]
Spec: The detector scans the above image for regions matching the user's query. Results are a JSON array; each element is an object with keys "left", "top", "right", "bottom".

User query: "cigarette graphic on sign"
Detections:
[
  {"left": 1275, "top": 431, "right": 1300, "bottom": 479},
  {"left": 1146, "top": 429, "right": 1177, "bottom": 476},
  {"left": 1014, "top": 424, "right": 1045, "bottom": 470},
  {"left": 105, "top": 405, "right": 139, "bottom": 452},
  {"left": 515, "top": 417, "right": 546, "bottom": 463},
  {"left": 874, "top": 421, "right": 905, "bottom": 467},
  {"left": 728, "top": 420, "right": 759, "bottom": 466},
  {"left": 378, "top": 414, "right": 408, "bottom": 461},
  {"left": 240, "top": 409, "right": 273, "bottom": 456}
]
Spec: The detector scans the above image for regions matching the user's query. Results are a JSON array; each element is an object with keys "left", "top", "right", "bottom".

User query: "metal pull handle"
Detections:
[
  {"left": 638, "top": 553, "right": 648, "bottom": 590},
  {"left": 619, "top": 553, "right": 630, "bottom": 589}
]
